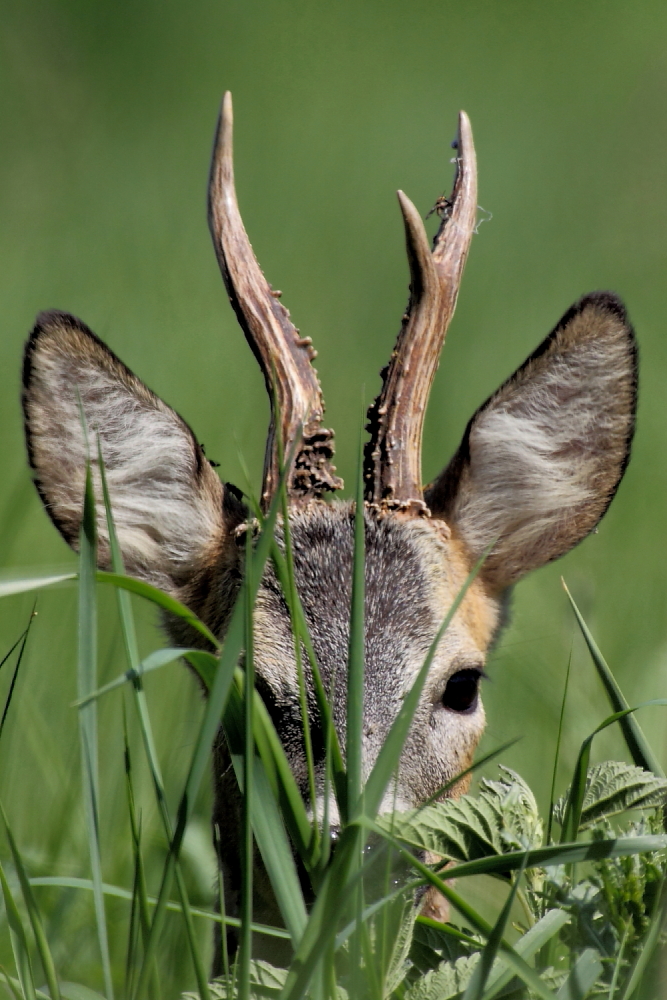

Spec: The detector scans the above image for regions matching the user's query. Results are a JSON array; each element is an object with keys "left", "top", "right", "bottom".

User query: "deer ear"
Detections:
[
  {"left": 23, "top": 310, "right": 230, "bottom": 591},
  {"left": 425, "top": 292, "right": 637, "bottom": 590}
]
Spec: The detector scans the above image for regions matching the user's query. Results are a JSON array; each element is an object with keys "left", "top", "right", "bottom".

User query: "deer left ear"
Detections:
[
  {"left": 425, "top": 292, "right": 638, "bottom": 590},
  {"left": 23, "top": 310, "right": 231, "bottom": 593}
]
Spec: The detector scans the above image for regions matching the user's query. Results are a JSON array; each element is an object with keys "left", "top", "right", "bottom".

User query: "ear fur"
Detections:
[
  {"left": 425, "top": 292, "right": 638, "bottom": 589},
  {"left": 23, "top": 310, "right": 228, "bottom": 591}
]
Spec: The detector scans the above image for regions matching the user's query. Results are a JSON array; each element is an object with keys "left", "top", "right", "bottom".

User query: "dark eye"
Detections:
[{"left": 442, "top": 669, "right": 482, "bottom": 713}]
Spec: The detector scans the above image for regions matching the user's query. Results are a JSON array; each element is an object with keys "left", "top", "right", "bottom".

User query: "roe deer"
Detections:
[{"left": 22, "top": 93, "right": 637, "bottom": 957}]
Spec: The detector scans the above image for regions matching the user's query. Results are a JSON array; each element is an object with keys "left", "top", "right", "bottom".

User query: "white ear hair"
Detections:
[
  {"left": 23, "top": 311, "right": 228, "bottom": 591},
  {"left": 426, "top": 292, "right": 637, "bottom": 589}
]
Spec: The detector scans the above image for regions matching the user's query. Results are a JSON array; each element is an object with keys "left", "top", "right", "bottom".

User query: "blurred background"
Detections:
[{"left": 2, "top": 0, "right": 667, "bottom": 988}]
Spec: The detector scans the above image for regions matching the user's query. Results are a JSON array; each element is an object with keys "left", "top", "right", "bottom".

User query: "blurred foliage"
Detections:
[{"left": 2, "top": 0, "right": 667, "bottom": 991}]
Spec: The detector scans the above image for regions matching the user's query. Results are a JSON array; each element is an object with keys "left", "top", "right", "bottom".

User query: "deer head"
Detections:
[{"left": 22, "top": 94, "right": 637, "bottom": 946}]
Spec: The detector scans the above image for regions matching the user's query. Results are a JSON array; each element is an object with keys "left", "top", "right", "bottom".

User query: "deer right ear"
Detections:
[
  {"left": 23, "top": 311, "right": 231, "bottom": 591},
  {"left": 425, "top": 292, "right": 637, "bottom": 590}
]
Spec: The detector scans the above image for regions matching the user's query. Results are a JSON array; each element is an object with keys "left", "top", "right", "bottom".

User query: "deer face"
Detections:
[{"left": 21, "top": 95, "right": 637, "bottom": 932}]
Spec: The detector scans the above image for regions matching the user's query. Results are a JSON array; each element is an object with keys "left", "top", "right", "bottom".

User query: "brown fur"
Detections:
[{"left": 22, "top": 281, "right": 636, "bottom": 967}]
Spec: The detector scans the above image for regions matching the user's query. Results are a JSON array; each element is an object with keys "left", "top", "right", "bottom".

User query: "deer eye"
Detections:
[{"left": 442, "top": 669, "right": 482, "bottom": 713}]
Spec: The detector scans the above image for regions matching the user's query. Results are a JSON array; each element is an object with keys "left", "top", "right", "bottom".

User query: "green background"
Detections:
[{"left": 2, "top": 0, "right": 667, "bottom": 988}]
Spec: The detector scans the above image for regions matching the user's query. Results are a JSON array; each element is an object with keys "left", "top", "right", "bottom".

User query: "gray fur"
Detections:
[{"left": 20, "top": 291, "right": 638, "bottom": 962}]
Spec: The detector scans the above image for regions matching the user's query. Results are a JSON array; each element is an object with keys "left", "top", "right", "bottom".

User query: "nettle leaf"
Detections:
[
  {"left": 553, "top": 761, "right": 667, "bottom": 831},
  {"left": 379, "top": 767, "right": 542, "bottom": 864},
  {"left": 186, "top": 961, "right": 289, "bottom": 1000},
  {"left": 403, "top": 954, "right": 480, "bottom": 1000},
  {"left": 381, "top": 896, "right": 417, "bottom": 996},
  {"left": 410, "top": 922, "right": 482, "bottom": 976}
]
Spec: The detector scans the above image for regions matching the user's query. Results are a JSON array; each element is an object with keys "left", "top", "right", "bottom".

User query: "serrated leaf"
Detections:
[
  {"left": 553, "top": 761, "right": 667, "bottom": 830},
  {"left": 379, "top": 767, "right": 542, "bottom": 864},
  {"left": 184, "top": 960, "right": 349, "bottom": 1000},
  {"left": 410, "top": 920, "right": 482, "bottom": 976},
  {"left": 404, "top": 954, "right": 480, "bottom": 1000},
  {"left": 378, "top": 895, "right": 416, "bottom": 996}
]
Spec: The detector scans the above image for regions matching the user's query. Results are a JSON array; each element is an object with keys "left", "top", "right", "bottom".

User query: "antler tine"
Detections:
[
  {"left": 364, "top": 112, "right": 478, "bottom": 513},
  {"left": 208, "top": 92, "right": 342, "bottom": 510}
]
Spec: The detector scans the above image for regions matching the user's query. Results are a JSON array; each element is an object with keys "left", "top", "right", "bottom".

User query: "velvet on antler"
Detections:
[
  {"left": 208, "top": 92, "right": 343, "bottom": 510},
  {"left": 364, "top": 112, "right": 478, "bottom": 513}
]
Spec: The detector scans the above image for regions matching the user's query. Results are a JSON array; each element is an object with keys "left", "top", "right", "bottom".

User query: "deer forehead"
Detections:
[{"left": 251, "top": 502, "right": 499, "bottom": 699}]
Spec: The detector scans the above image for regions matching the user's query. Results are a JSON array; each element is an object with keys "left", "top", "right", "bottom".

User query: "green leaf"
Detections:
[
  {"left": 555, "top": 948, "right": 602, "bottom": 999},
  {"left": 0, "top": 858, "right": 37, "bottom": 1000},
  {"left": 440, "top": 834, "right": 667, "bottom": 881},
  {"left": 559, "top": 701, "right": 667, "bottom": 843},
  {"left": 77, "top": 460, "right": 114, "bottom": 1000},
  {"left": 553, "top": 761, "right": 667, "bottom": 831},
  {"left": 383, "top": 899, "right": 416, "bottom": 997},
  {"left": 410, "top": 918, "right": 482, "bottom": 975},
  {"left": 0, "top": 803, "right": 60, "bottom": 1000},
  {"left": 377, "top": 767, "right": 542, "bottom": 864},
  {"left": 348, "top": 824, "right": 560, "bottom": 1000},
  {"left": 97, "top": 444, "right": 209, "bottom": 1000},
  {"left": 404, "top": 955, "right": 480, "bottom": 1000},
  {"left": 28, "top": 875, "right": 291, "bottom": 937},
  {"left": 184, "top": 962, "right": 302, "bottom": 1000},
  {"left": 73, "top": 647, "right": 204, "bottom": 708},
  {"left": 96, "top": 571, "right": 219, "bottom": 649},
  {"left": 134, "top": 455, "right": 286, "bottom": 1000},
  {"left": 59, "top": 985, "right": 109, "bottom": 1000},
  {"left": 563, "top": 581, "right": 664, "bottom": 778},
  {"left": 480, "top": 909, "right": 570, "bottom": 1000},
  {"left": 225, "top": 681, "right": 309, "bottom": 943},
  {"left": 0, "top": 570, "right": 76, "bottom": 599},
  {"left": 462, "top": 848, "right": 530, "bottom": 1000}
]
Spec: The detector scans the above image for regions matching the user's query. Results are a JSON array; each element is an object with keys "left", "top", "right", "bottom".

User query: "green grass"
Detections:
[
  {"left": 3, "top": 1, "right": 667, "bottom": 995},
  {"left": 1, "top": 441, "right": 667, "bottom": 997}
]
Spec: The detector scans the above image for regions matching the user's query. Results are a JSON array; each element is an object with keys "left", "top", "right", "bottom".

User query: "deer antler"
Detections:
[
  {"left": 208, "top": 92, "right": 342, "bottom": 510},
  {"left": 364, "top": 112, "right": 477, "bottom": 513}
]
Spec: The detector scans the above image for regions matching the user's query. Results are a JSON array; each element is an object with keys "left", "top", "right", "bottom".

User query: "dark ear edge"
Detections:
[{"left": 425, "top": 291, "right": 638, "bottom": 587}]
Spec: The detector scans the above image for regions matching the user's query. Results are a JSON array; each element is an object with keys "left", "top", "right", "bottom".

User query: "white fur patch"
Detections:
[{"left": 440, "top": 302, "right": 635, "bottom": 586}]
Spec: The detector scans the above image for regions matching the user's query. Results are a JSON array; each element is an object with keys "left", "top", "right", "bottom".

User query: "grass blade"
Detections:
[
  {"left": 96, "top": 573, "right": 219, "bottom": 649},
  {"left": 96, "top": 442, "right": 209, "bottom": 1000},
  {"left": 546, "top": 645, "right": 573, "bottom": 847},
  {"left": 355, "top": 826, "right": 560, "bottom": 1000},
  {"left": 269, "top": 541, "right": 347, "bottom": 821},
  {"left": 555, "top": 948, "right": 602, "bottom": 999},
  {"left": 73, "top": 648, "right": 205, "bottom": 708},
  {"left": 225, "top": 681, "right": 308, "bottom": 942},
  {"left": 617, "top": 879, "right": 665, "bottom": 1000},
  {"left": 385, "top": 831, "right": 667, "bottom": 880},
  {"left": 239, "top": 528, "right": 255, "bottom": 1000},
  {"left": 77, "top": 461, "right": 114, "bottom": 1000},
  {"left": 134, "top": 453, "right": 288, "bottom": 999},
  {"left": 0, "top": 607, "right": 37, "bottom": 745},
  {"left": 0, "top": 802, "right": 60, "bottom": 1000},
  {"left": 275, "top": 416, "right": 319, "bottom": 849},
  {"left": 0, "top": 858, "right": 37, "bottom": 1000},
  {"left": 559, "top": 700, "right": 667, "bottom": 844},
  {"left": 0, "top": 571, "right": 76, "bottom": 599},
  {"left": 462, "top": 851, "right": 529, "bottom": 1000},
  {"left": 480, "top": 909, "right": 570, "bottom": 1000},
  {"left": 563, "top": 580, "right": 664, "bottom": 777},
  {"left": 279, "top": 826, "right": 370, "bottom": 1000},
  {"left": 28, "top": 877, "right": 291, "bottom": 938},
  {"left": 122, "top": 706, "right": 160, "bottom": 1000}
]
